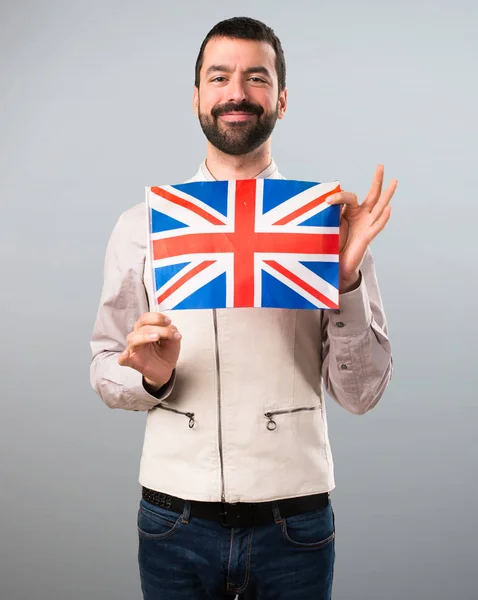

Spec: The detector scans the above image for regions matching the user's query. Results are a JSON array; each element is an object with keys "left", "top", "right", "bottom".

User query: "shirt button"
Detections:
[
  {"left": 340, "top": 364, "right": 348, "bottom": 370},
  {"left": 333, "top": 309, "right": 340, "bottom": 314},
  {"left": 336, "top": 322, "right": 345, "bottom": 328}
]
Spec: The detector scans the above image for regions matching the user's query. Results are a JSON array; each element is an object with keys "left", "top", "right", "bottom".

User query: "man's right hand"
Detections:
[{"left": 118, "top": 312, "right": 181, "bottom": 391}]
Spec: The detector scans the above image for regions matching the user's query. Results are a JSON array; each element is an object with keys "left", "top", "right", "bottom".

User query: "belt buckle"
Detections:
[
  {"left": 220, "top": 503, "right": 245, "bottom": 528},
  {"left": 219, "top": 503, "right": 257, "bottom": 528},
  {"left": 219, "top": 503, "right": 232, "bottom": 527}
]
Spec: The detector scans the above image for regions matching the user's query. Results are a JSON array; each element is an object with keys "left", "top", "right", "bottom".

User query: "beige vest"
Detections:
[{"left": 139, "top": 162, "right": 335, "bottom": 503}]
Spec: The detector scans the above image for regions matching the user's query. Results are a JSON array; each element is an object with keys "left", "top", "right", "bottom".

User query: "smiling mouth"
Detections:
[{"left": 220, "top": 113, "right": 257, "bottom": 121}]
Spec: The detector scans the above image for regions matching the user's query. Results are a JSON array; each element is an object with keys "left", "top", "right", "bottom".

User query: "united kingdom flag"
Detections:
[{"left": 146, "top": 179, "right": 341, "bottom": 310}]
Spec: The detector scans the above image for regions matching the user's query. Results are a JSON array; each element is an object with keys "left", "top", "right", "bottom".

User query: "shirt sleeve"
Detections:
[
  {"left": 321, "top": 248, "right": 392, "bottom": 414},
  {"left": 89, "top": 209, "right": 175, "bottom": 411}
]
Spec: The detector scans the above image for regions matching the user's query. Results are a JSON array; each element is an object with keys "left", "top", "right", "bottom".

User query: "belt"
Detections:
[{"left": 142, "top": 486, "right": 329, "bottom": 528}]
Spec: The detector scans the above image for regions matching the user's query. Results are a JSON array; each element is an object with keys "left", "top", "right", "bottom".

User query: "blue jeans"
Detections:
[{"left": 137, "top": 496, "right": 335, "bottom": 599}]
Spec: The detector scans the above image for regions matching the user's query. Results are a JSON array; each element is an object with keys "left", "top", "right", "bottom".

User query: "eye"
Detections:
[
  {"left": 211, "top": 76, "right": 227, "bottom": 83},
  {"left": 249, "top": 77, "right": 267, "bottom": 84}
]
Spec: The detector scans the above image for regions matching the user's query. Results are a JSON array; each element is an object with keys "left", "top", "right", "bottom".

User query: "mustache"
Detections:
[{"left": 211, "top": 101, "right": 264, "bottom": 119}]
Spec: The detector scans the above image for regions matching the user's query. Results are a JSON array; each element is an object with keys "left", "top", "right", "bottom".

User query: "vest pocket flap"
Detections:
[{"left": 264, "top": 406, "right": 318, "bottom": 430}]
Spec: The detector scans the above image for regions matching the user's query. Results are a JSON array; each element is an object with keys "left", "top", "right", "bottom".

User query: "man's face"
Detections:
[{"left": 193, "top": 37, "right": 287, "bottom": 156}]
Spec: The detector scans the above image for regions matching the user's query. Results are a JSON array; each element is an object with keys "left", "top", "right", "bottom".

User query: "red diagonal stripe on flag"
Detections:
[
  {"left": 264, "top": 260, "right": 338, "bottom": 309},
  {"left": 151, "top": 186, "right": 226, "bottom": 226},
  {"left": 273, "top": 184, "right": 341, "bottom": 225},
  {"left": 156, "top": 260, "right": 216, "bottom": 305}
]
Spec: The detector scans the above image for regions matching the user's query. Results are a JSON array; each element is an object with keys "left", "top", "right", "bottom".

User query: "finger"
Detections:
[
  {"left": 127, "top": 327, "right": 182, "bottom": 351},
  {"left": 132, "top": 324, "right": 178, "bottom": 338},
  {"left": 370, "top": 205, "right": 392, "bottom": 237},
  {"left": 370, "top": 179, "right": 398, "bottom": 224},
  {"left": 326, "top": 191, "right": 359, "bottom": 207},
  {"left": 362, "top": 164, "right": 384, "bottom": 209},
  {"left": 134, "top": 312, "right": 172, "bottom": 331}
]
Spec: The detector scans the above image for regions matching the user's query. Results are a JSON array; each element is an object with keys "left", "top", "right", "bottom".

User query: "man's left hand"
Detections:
[{"left": 326, "top": 165, "right": 398, "bottom": 293}]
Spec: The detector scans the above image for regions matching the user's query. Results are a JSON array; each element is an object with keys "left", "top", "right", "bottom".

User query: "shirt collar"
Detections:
[{"left": 197, "top": 158, "right": 280, "bottom": 181}]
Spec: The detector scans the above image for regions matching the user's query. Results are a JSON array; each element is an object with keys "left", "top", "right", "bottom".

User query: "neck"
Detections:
[{"left": 204, "top": 141, "right": 273, "bottom": 180}]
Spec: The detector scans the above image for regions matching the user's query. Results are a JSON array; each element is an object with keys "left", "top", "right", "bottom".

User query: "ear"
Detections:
[
  {"left": 193, "top": 85, "right": 199, "bottom": 118},
  {"left": 277, "top": 87, "right": 288, "bottom": 120}
]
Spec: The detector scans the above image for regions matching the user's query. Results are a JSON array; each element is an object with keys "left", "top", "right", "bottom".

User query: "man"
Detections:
[{"left": 90, "top": 16, "right": 396, "bottom": 600}]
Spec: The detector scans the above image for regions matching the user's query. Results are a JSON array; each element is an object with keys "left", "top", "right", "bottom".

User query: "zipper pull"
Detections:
[
  {"left": 264, "top": 413, "right": 277, "bottom": 431},
  {"left": 186, "top": 412, "right": 195, "bottom": 429}
]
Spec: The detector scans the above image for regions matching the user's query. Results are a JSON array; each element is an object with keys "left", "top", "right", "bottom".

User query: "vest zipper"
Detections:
[
  {"left": 155, "top": 404, "right": 195, "bottom": 429},
  {"left": 264, "top": 406, "right": 318, "bottom": 430},
  {"left": 213, "top": 309, "right": 226, "bottom": 503}
]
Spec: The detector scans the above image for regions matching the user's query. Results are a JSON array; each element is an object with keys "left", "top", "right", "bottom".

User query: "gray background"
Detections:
[{"left": 1, "top": 0, "right": 477, "bottom": 598}]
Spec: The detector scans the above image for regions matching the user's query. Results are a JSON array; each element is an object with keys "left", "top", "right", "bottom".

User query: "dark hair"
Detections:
[{"left": 194, "top": 17, "right": 286, "bottom": 91}]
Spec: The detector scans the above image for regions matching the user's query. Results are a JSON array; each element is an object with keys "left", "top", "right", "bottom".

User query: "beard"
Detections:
[{"left": 198, "top": 99, "right": 279, "bottom": 156}]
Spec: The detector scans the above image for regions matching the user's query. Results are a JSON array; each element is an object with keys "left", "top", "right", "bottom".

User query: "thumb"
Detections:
[{"left": 118, "top": 349, "right": 130, "bottom": 366}]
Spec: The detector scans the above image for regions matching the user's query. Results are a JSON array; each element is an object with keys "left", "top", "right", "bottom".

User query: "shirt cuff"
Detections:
[
  {"left": 142, "top": 370, "right": 176, "bottom": 401},
  {"left": 328, "top": 272, "right": 372, "bottom": 336},
  {"left": 122, "top": 367, "right": 176, "bottom": 411}
]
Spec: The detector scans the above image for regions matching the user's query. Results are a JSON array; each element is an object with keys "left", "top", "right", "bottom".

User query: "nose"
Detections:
[{"left": 227, "top": 75, "right": 247, "bottom": 104}]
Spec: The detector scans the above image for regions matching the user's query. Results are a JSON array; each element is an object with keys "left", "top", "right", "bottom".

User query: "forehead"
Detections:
[{"left": 201, "top": 37, "right": 277, "bottom": 74}]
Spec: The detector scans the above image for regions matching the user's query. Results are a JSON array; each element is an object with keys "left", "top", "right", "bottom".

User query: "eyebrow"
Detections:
[{"left": 205, "top": 65, "right": 272, "bottom": 78}]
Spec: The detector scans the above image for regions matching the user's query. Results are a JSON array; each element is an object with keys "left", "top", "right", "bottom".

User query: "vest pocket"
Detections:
[{"left": 264, "top": 406, "right": 318, "bottom": 431}]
